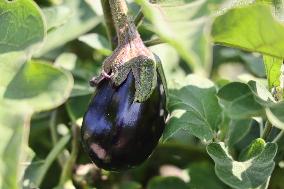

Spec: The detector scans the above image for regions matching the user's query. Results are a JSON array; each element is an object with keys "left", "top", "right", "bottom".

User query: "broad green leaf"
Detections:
[
  {"left": 263, "top": 55, "right": 282, "bottom": 90},
  {"left": 212, "top": 4, "right": 284, "bottom": 59},
  {"left": 228, "top": 119, "right": 252, "bottom": 146},
  {"left": 247, "top": 80, "right": 275, "bottom": 106},
  {"left": 164, "top": 75, "right": 222, "bottom": 141},
  {"left": 257, "top": 0, "right": 284, "bottom": 22},
  {"left": 0, "top": 0, "right": 46, "bottom": 54},
  {"left": 0, "top": 101, "right": 32, "bottom": 189},
  {"left": 148, "top": 176, "right": 189, "bottom": 189},
  {"left": 42, "top": 5, "right": 72, "bottom": 31},
  {"left": 0, "top": 60, "right": 73, "bottom": 112},
  {"left": 135, "top": 0, "right": 223, "bottom": 75},
  {"left": 239, "top": 138, "right": 266, "bottom": 161},
  {"left": 207, "top": 141, "right": 277, "bottom": 189},
  {"left": 54, "top": 52, "right": 77, "bottom": 71},
  {"left": 79, "top": 33, "right": 112, "bottom": 56},
  {"left": 23, "top": 134, "right": 71, "bottom": 188},
  {"left": 266, "top": 102, "right": 284, "bottom": 130},
  {"left": 217, "top": 82, "right": 263, "bottom": 119},
  {"left": 240, "top": 53, "right": 266, "bottom": 78},
  {"left": 66, "top": 94, "right": 92, "bottom": 122},
  {"left": 149, "top": 44, "right": 187, "bottom": 85},
  {"left": 36, "top": 0, "right": 102, "bottom": 56},
  {"left": 70, "top": 83, "right": 93, "bottom": 97},
  {"left": 217, "top": 81, "right": 275, "bottom": 119},
  {"left": 187, "top": 162, "right": 226, "bottom": 189}
]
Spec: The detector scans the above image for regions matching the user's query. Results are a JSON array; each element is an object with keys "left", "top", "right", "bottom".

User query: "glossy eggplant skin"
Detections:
[{"left": 81, "top": 72, "right": 167, "bottom": 171}]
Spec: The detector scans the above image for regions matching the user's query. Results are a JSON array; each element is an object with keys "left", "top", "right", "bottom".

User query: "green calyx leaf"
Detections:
[
  {"left": 132, "top": 57, "right": 157, "bottom": 102},
  {"left": 111, "top": 55, "right": 160, "bottom": 103}
]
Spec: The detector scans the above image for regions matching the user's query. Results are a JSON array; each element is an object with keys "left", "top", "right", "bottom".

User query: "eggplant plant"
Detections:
[{"left": 1, "top": 0, "right": 284, "bottom": 189}]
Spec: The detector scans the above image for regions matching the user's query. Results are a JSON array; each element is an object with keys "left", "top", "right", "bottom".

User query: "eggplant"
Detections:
[{"left": 81, "top": 72, "right": 167, "bottom": 171}]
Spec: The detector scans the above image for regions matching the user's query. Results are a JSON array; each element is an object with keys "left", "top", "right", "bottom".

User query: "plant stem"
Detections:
[
  {"left": 273, "top": 130, "right": 284, "bottom": 143},
  {"left": 59, "top": 123, "right": 80, "bottom": 186},
  {"left": 134, "top": 9, "right": 144, "bottom": 27},
  {"left": 49, "top": 111, "right": 58, "bottom": 146},
  {"left": 262, "top": 121, "right": 273, "bottom": 140},
  {"left": 109, "top": 0, "right": 140, "bottom": 45},
  {"left": 49, "top": 111, "right": 66, "bottom": 167},
  {"left": 144, "top": 38, "right": 164, "bottom": 47},
  {"left": 101, "top": 0, "right": 117, "bottom": 49}
]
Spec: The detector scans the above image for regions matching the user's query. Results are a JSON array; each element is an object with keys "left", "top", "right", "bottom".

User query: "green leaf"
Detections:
[
  {"left": 239, "top": 138, "right": 266, "bottom": 161},
  {"left": 135, "top": 0, "right": 223, "bottom": 75},
  {"left": 42, "top": 5, "right": 72, "bottom": 31},
  {"left": 148, "top": 177, "right": 189, "bottom": 189},
  {"left": 36, "top": 0, "right": 102, "bottom": 56},
  {"left": 228, "top": 119, "right": 252, "bottom": 146},
  {"left": 0, "top": 101, "right": 32, "bottom": 189},
  {"left": 240, "top": 53, "right": 266, "bottom": 78},
  {"left": 23, "top": 134, "right": 71, "bottom": 188},
  {"left": 187, "top": 162, "right": 227, "bottom": 189},
  {"left": 263, "top": 55, "right": 282, "bottom": 90},
  {"left": 0, "top": 60, "right": 73, "bottom": 112},
  {"left": 54, "top": 52, "right": 77, "bottom": 71},
  {"left": 212, "top": 3, "right": 284, "bottom": 59},
  {"left": 164, "top": 74, "right": 222, "bottom": 141},
  {"left": 217, "top": 82, "right": 263, "bottom": 119},
  {"left": 247, "top": 80, "right": 275, "bottom": 106},
  {"left": 66, "top": 94, "right": 92, "bottom": 122},
  {"left": 149, "top": 44, "right": 186, "bottom": 85},
  {"left": 207, "top": 141, "right": 277, "bottom": 189},
  {"left": 78, "top": 33, "right": 112, "bottom": 56},
  {"left": 266, "top": 102, "right": 284, "bottom": 130},
  {"left": 0, "top": 0, "right": 46, "bottom": 54}
]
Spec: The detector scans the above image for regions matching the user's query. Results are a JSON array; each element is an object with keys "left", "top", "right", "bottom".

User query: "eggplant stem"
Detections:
[{"left": 109, "top": 0, "right": 140, "bottom": 45}]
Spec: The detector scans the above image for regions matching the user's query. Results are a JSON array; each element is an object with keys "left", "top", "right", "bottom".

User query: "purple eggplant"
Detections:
[{"left": 81, "top": 72, "right": 167, "bottom": 171}]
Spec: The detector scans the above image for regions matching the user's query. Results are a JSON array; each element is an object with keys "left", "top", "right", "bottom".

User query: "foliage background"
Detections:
[{"left": 1, "top": 0, "right": 284, "bottom": 189}]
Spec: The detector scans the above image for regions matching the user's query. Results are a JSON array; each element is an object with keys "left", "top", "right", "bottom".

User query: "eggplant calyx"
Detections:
[
  {"left": 89, "top": 0, "right": 160, "bottom": 102},
  {"left": 90, "top": 42, "right": 158, "bottom": 102}
]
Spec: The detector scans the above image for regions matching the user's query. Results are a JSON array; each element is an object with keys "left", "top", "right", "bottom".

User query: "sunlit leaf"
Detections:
[
  {"left": 79, "top": 33, "right": 112, "bottom": 55},
  {"left": 207, "top": 140, "right": 277, "bottom": 189},
  {"left": 164, "top": 75, "right": 222, "bottom": 141},
  {"left": 213, "top": 4, "right": 284, "bottom": 59},
  {"left": 0, "top": 101, "right": 32, "bottom": 189},
  {"left": 0, "top": 0, "right": 46, "bottom": 55},
  {"left": 42, "top": 5, "right": 72, "bottom": 31},
  {"left": 263, "top": 55, "right": 282, "bottom": 90},
  {"left": 36, "top": 0, "right": 102, "bottom": 56},
  {"left": 135, "top": 0, "right": 224, "bottom": 75},
  {"left": 0, "top": 60, "right": 73, "bottom": 112}
]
